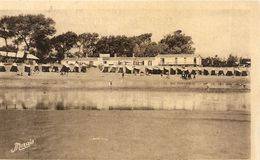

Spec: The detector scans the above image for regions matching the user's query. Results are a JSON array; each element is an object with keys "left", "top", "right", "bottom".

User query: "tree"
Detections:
[
  {"left": 51, "top": 31, "right": 78, "bottom": 62},
  {"left": 212, "top": 55, "right": 222, "bottom": 67},
  {"left": 202, "top": 57, "right": 212, "bottom": 67},
  {"left": 134, "top": 42, "right": 168, "bottom": 57},
  {"left": 95, "top": 35, "right": 134, "bottom": 57},
  {"left": 0, "top": 17, "right": 16, "bottom": 47},
  {"left": 131, "top": 33, "right": 152, "bottom": 45},
  {"left": 226, "top": 54, "right": 238, "bottom": 67},
  {"left": 131, "top": 33, "right": 152, "bottom": 57},
  {"left": 77, "top": 33, "right": 99, "bottom": 57},
  {"left": 0, "top": 14, "right": 56, "bottom": 52},
  {"left": 0, "top": 14, "right": 56, "bottom": 62},
  {"left": 34, "top": 35, "right": 52, "bottom": 62},
  {"left": 160, "top": 30, "right": 195, "bottom": 54}
]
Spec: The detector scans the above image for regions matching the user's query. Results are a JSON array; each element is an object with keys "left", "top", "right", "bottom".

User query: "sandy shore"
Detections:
[
  {"left": 0, "top": 68, "right": 250, "bottom": 92},
  {"left": 0, "top": 110, "right": 250, "bottom": 159}
]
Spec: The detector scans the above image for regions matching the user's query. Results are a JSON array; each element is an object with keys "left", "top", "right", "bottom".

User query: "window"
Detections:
[
  {"left": 148, "top": 60, "right": 152, "bottom": 66},
  {"left": 194, "top": 58, "right": 197, "bottom": 64},
  {"left": 160, "top": 58, "right": 165, "bottom": 65}
]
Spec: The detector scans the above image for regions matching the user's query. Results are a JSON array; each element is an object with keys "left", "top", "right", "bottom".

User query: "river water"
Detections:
[
  {"left": 0, "top": 89, "right": 250, "bottom": 159},
  {"left": 0, "top": 89, "right": 250, "bottom": 111}
]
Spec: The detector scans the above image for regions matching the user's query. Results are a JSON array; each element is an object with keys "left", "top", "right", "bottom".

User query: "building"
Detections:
[
  {"left": 62, "top": 53, "right": 202, "bottom": 67},
  {"left": 0, "top": 50, "right": 39, "bottom": 63},
  {"left": 154, "top": 54, "right": 202, "bottom": 66}
]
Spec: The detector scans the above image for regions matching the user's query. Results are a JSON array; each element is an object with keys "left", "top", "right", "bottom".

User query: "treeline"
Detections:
[
  {"left": 0, "top": 14, "right": 195, "bottom": 63},
  {"left": 202, "top": 55, "right": 251, "bottom": 67}
]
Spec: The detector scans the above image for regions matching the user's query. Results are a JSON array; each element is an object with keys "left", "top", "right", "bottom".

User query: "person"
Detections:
[
  {"left": 188, "top": 73, "right": 191, "bottom": 79},
  {"left": 28, "top": 69, "right": 31, "bottom": 76},
  {"left": 122, "top": 72, "right": 124, "bottom": 78}
]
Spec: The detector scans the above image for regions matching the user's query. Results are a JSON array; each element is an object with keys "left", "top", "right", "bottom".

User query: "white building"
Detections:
[
  {"left": 62, "top": 53, "right": 202, "bottom": 67},
  {"left": 154, "top": 54, "right": 202, "bottom": 66}
]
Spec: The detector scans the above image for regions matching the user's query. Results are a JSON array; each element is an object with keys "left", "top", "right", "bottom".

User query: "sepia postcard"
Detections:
[{"left": 0, "top": 0, "right": 259, "bottom": 159}]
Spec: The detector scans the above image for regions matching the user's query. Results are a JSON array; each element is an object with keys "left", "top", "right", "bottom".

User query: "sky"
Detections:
[{"left": 0, "top": 0, "right": 259, "bottom": 57}]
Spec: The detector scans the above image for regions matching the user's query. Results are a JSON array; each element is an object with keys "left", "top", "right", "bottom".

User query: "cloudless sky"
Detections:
[{"left": 0, "top": 0, "right": 259, "bottom": 57}]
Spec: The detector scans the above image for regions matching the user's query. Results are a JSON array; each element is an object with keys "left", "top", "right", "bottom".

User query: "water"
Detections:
[
  {"left": 0, "top": 89, "right": 250, "bottom": 111},
  {"left": 0, "top": 89, "right": 250, "bottom": 159}
]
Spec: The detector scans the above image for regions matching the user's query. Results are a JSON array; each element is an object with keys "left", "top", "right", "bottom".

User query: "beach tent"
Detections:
[
  {"left": 241, "top": 68, "right": 248, "bottom": 76},
  {"left": 125, "top": 65, "right": 133, "bottom": 74},
  {"left": 217, "top": 69, "right": 225, "bottom": 76},
  {"left": 196, "top": 67, "right": 202, "bottom": 75},
  {"left": 102, "top": 66, "right": 109, "bottom": 73},
  {"left": 234, "top": 68, "right": 242, "bottom": 76},
  {"left": 241, "top": 71, "right": 248, "bottom": 76},
  {"left": 41, "top": 64, "right": 51, "bottom": 72},
  {"left": 145, "top": 66, "right": 153, "bottom": 75},
  {"left": 10, "top": 63, "right": 19, "bottom": 72},
  {"left": 203, "top": 69, "right": 209, "bottom": 75},
  {"left": 210, "top": 68, "right": 217, "bottom": 75},
  {"left": 170, "top": 67, "right": 176, "bottom": 75},
  {"left": 73, "top": 63, "right": 80, "bottom": 72},
  {"left": 225, "top": 68, "right": 234, "bottom": 76},
  {"left": 163, "top": 66, "right": 170, "bottom": 75},
  {"left": 183, "top": 68, "right": 189, "bottom": 75},
  {"left": 133, "top": 66, "right": 140, "bottom": 74},
  {"left": 176, "top": 67, "right": 183, "bottom": 75},
  {"left": 60, "top": 64, "right": 71, "bottom": 72},
  {"left": 24, "top": 64, "right": 31, "bottom": 72},
  {"left": 81, "top": 64, "right": 87, "bottom": 73},
  {"left": 109, "top": 66, "right": 118, "bottom": 73},
  {"left": 152, "top": 66, "right": 162, "bottom": 74},
  {"left": 190, "top": 68, "right": 197, "bottom": 75},
  {"left": 117, "top": 66, "right": 124, "bottom": 73},
  {"left": 0, "top": 62, "right": 6, "bottom": 72},
  {"left": 51, "top": 65, "right": 59, "bottom": 72}
]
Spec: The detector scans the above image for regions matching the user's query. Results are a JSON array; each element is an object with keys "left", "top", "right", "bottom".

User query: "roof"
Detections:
[
  {"left": 156, "top": 54, "right": 200, "bottom": 58},
  {"left": 64, "top": 57, "right": 98, "bottom": 61},
  {"left": 0, "top": 51, "right": 8, "bottom": 56},
  {"left": 0, "top": 51, "right": 39, "bottom": 60},
  {"left": 27, "top": 54, "right": 39, "bottom": 60}
]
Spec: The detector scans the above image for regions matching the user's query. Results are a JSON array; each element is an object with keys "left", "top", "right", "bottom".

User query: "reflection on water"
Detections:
[{"left": 0, "top": 89, "right": 250, "bottom": 112}]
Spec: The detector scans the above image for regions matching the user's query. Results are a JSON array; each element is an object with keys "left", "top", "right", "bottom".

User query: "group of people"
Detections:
[{"left": 181, "top": 71, "right": 196, "bottom": 80}]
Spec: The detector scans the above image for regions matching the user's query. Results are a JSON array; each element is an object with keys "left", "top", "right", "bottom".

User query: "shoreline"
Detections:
[{"left": 0, "top": 72, "right": 250, "bottom": 92}]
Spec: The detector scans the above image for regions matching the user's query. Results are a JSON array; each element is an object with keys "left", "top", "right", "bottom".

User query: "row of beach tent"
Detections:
[
  {"left": 0, "top": 62, "right": 87, "bottom": 73},
  {"left": 0, "top": 62, "right": 250, "bottom": 76},
  {"left": 101, "top": 65, "right": 249, "bottom": 76}
]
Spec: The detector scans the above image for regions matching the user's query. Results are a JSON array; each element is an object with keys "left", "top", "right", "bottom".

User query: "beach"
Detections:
[
  {"left": 0, "top": 67, "right": 251, "bottom": 159},
  {"left": 0, "top": 110, "right": 250, "bottom": 159},
  {"left": 0, "top": 67, "right": 250, "bottom": 92}
]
